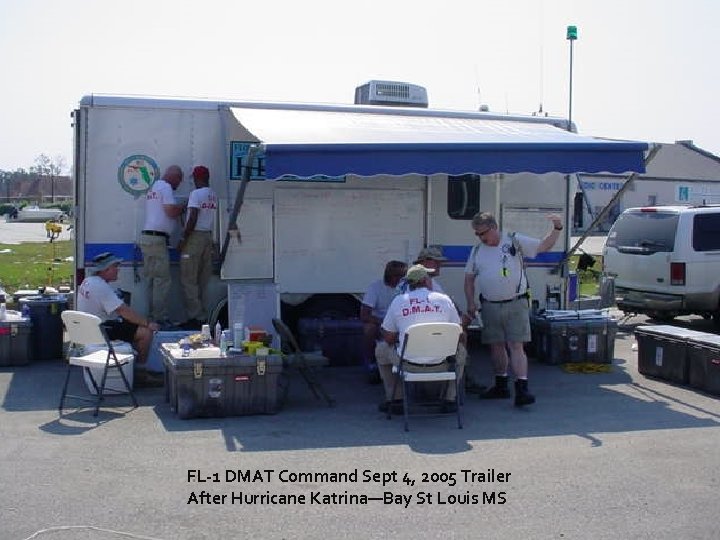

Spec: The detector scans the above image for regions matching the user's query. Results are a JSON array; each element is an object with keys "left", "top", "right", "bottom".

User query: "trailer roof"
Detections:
[
  {"left": 80, "top": 95, "right": 647, "bottom": 176},
  {"left": 226, "top": 105, "right": 647, "bottom": 177}
]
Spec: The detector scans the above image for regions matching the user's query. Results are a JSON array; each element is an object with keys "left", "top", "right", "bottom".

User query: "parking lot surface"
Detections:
[{"left": 1, "top": 312, "right": 719, "bottom": 539}]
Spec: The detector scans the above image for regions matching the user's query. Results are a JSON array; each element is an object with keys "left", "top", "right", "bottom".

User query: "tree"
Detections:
[{"left": 32, "top": 153, "right": 66, "bottom": 203}]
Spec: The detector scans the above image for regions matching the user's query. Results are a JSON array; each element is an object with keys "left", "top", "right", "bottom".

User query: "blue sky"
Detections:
[{"left": 0, "top": 0, "right": 717, "bottom": 171}]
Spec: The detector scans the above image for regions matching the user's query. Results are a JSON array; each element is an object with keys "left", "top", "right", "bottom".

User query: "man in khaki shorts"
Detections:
[{"left": 463, "top": 211, "right": 563, "bottom": 406}]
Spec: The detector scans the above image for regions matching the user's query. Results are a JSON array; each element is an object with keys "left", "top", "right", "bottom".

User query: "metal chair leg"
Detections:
[{"left": 58, "top": 364, "right": 72, "bottom": 414}]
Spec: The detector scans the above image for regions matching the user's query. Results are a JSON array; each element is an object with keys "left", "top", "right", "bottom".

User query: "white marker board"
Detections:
[
  {"left": 501, "top": 205, "right": 563, "bottom": 250},
  {"left": 275, "top": 188, "right": 424, "bottom": 293}
]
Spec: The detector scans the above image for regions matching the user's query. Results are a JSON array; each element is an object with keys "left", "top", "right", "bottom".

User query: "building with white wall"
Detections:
[{"left": 573, "top": 141, "right": 720, "bottom": 232}]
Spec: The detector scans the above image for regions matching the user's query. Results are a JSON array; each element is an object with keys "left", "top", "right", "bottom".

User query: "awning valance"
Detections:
[{"left": 226, "top": 105, "right": 647, "bottom": 178}]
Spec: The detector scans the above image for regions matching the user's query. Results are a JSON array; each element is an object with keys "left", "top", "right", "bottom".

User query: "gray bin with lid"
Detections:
[
  {"left": 634, "top": 325, "right": 707, "bottom": 384},
  {"left": 530, "top": 310, "right": 618, "bottom": 365},
  {"left": 0, "top": 317, "right": 33, "bottom": 366},
  {"left": 18, "top": 295, "right": 68, "bottom": 361},
  {"left": 686, "top": 333, "right": 720, "bottom": 396}
]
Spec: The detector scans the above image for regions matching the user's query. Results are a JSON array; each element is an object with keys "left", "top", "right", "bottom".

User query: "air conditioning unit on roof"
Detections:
[{"left": 354, "top": 80, "right": 429, "bottom": 108}]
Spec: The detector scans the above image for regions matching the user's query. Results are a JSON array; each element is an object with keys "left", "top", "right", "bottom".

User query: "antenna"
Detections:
[{"left": 538, "top": 0, "right": 545, "bottom": 116}]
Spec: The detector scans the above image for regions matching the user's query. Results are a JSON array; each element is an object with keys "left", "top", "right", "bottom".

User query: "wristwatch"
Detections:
[{"left": 554, "top": 224, "right": 563, "bottom": 231}]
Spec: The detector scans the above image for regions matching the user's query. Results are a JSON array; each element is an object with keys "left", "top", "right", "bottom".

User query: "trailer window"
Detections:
[
  {"left": 447, "top": 175, "right": 481, "bottom": 220},
  {"left": 693, "top": 213, "right": 720, "bottom": 251}
]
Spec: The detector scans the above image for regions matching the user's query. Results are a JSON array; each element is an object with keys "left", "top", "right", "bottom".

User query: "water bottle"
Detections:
[
  {"left": 214, "top": 321, "right": 222, "bottom": 346},
  {"left": 200, "top": 324, "right": 211, "bottom": 347},
  {"left": 180, "top": 338, "right": 191, "bottom": 358},
  {"left": 233, "top": 322, "right": 244, "bottom": 350},
  {"left": 219, "top": 330, "right": 229, "bottom": 357}
]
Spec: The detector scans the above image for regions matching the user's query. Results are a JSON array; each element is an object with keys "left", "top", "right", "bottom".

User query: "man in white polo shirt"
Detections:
[
  {"left": 139, "top": 165, "right": 185, "bottom": 325},
  {"left": 179, "top": 165, "right": 217, "bottom": 330},
  {"left": 77, "top": 252, "right": 162, "bottom": 386}
]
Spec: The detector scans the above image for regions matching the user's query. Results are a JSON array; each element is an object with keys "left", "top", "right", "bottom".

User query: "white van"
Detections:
[{"left": 602, "top": 205, "right": 720, "bottom": 323}]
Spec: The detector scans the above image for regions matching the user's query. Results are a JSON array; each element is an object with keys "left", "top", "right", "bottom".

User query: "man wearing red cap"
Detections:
[{"left": 179, "top": 166, "right": 217, "bottom": 330}]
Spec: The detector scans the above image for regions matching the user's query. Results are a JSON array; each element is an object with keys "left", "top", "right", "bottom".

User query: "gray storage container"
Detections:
[
  {"left": 531, "top": 311, "right": 618, "bottom": 365},
  {"left": 686, "top": 333, "right": 720, "bottom": 396},
  {"left": 634, "top": 325, "right": 707, "bottom": 384},
  {"left": 297, "top": 318, "right": 364, "bottom": 366},
  {"left": 146, "top": 330, "right": 197, "bottom": 373},
  {"left": 0, "top": 318, "right": 33, "bottom": 366},
  {"left": 162, "top": 346, "right": 283, "bottom": 419}
]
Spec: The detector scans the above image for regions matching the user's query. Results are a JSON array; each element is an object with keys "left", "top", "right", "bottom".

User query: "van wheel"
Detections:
[{"left": 648, "top": 311, "right": 675, "bottom": 323}]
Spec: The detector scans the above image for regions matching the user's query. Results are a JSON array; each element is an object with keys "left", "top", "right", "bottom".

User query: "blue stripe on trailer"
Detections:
[
  {"left": 83, "top": 243, "right": 181, "bottom": 266},
  {"left": 440, "top": 245, "right": 565, "bottom": 266}
]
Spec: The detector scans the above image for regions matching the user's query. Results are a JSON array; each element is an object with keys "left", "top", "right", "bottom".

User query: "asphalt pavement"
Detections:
[{"left": 1, "top": 311, "right": 719, "bottom": 539}]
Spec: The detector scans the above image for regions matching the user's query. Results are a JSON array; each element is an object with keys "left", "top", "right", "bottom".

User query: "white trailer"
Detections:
[{"left": 71, "top": 93, "right": 646, "bottom": 333}]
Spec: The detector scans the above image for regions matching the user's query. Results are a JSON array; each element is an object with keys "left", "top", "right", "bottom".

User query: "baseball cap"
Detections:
[
  {"left": 191, "top": 165, "right": 210, "bottom": 181},
  {"left": 405, "top": 264, "right": 436, "bottom": 283},
  {"left": 414, "top": 245, "right": 447, "bottom": 264},
  {"left": 93, "top": 252, "right": 123, "bottom": 272}
]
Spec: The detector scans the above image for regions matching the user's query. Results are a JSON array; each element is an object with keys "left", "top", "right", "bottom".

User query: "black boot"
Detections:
[
  {"left": 480, "top": 375, "right": 510, "bottom": 399},
  {"left": 514, "top": 379, "right": 536, "bottom": 407}
]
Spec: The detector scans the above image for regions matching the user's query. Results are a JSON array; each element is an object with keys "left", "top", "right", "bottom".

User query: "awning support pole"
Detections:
[
  {"left": 554, "top": 144, "right": 660, "bottom": 271},
  {"left": 219, "top": 144, "right": 260, "bottom": 267}
]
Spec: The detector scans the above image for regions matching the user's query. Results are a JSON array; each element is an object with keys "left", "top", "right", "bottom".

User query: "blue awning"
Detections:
[{"left": 227, "top": 105, "right": 647, "bottom": 178}]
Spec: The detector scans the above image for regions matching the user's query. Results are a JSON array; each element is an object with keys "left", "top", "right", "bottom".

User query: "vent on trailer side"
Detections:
[{"left": 354, "top": 80, "right": 429, "bottom": 108}]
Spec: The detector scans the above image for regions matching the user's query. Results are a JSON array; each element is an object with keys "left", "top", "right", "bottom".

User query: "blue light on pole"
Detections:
[{"left": 567, "top": 25, "right": 578, "bottom": 132}]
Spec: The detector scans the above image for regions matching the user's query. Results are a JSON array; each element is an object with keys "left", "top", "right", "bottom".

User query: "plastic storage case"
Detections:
[
  {"left": 634, "top": 325, "right": 707, "bottom": 384},
  {"left": 297, "top": 318, "right": 364, "bottom": 366},
  {"left": 530, "top": 310, "right": 618, "bottom": 365},
  {"left": 0, "top": 317, "right": 32, "bottom": 366},
  {"left": 686, "top": 333, "right": 720, "bottom": 396},
  {"left": 162, "top": 344, "right": 283, "bottom": 419},
  {"left": 146, "top": 330, "right": 197, "bottom": 373}
]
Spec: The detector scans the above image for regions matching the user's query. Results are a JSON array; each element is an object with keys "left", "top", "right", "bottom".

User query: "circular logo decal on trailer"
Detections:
[{"left": 118, "top": 155, "right": 160, "bottom": 197}]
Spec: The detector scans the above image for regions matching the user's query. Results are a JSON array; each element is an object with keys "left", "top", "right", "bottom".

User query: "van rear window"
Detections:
[
  {"left": 606, "top": 211, "right": 678, "bottom": 253},
  {"left": 693, "top": 213, "right": 720, "bottom": 251}
]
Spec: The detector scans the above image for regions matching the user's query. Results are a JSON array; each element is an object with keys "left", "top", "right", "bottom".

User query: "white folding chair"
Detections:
[
  {"left": 389, "top": 322, "right": 463, "bottom": 431},
  {"left": 59, "top": 310, "right": 138, "bottom": 416}
]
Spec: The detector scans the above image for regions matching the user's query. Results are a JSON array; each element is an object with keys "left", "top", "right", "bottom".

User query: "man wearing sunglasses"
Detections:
[{"left": 464, "top": 211, "right": 563, "bottom": 406}]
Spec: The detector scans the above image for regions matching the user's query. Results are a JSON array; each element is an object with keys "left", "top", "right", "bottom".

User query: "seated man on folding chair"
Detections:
[
  {"left": 76, "top": 252, "right": 162, "bottom": 387},
  {"left": 375, "top": 264, "right": 467, "bottom": 413}
]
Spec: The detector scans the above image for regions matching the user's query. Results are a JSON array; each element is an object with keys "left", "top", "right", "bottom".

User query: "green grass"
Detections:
[
  {"left": 568, "top": 253, "right": 603, "bottom": 297},
  {"left": 0, "top": 240, "right": 73, "bottom": 293}
]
